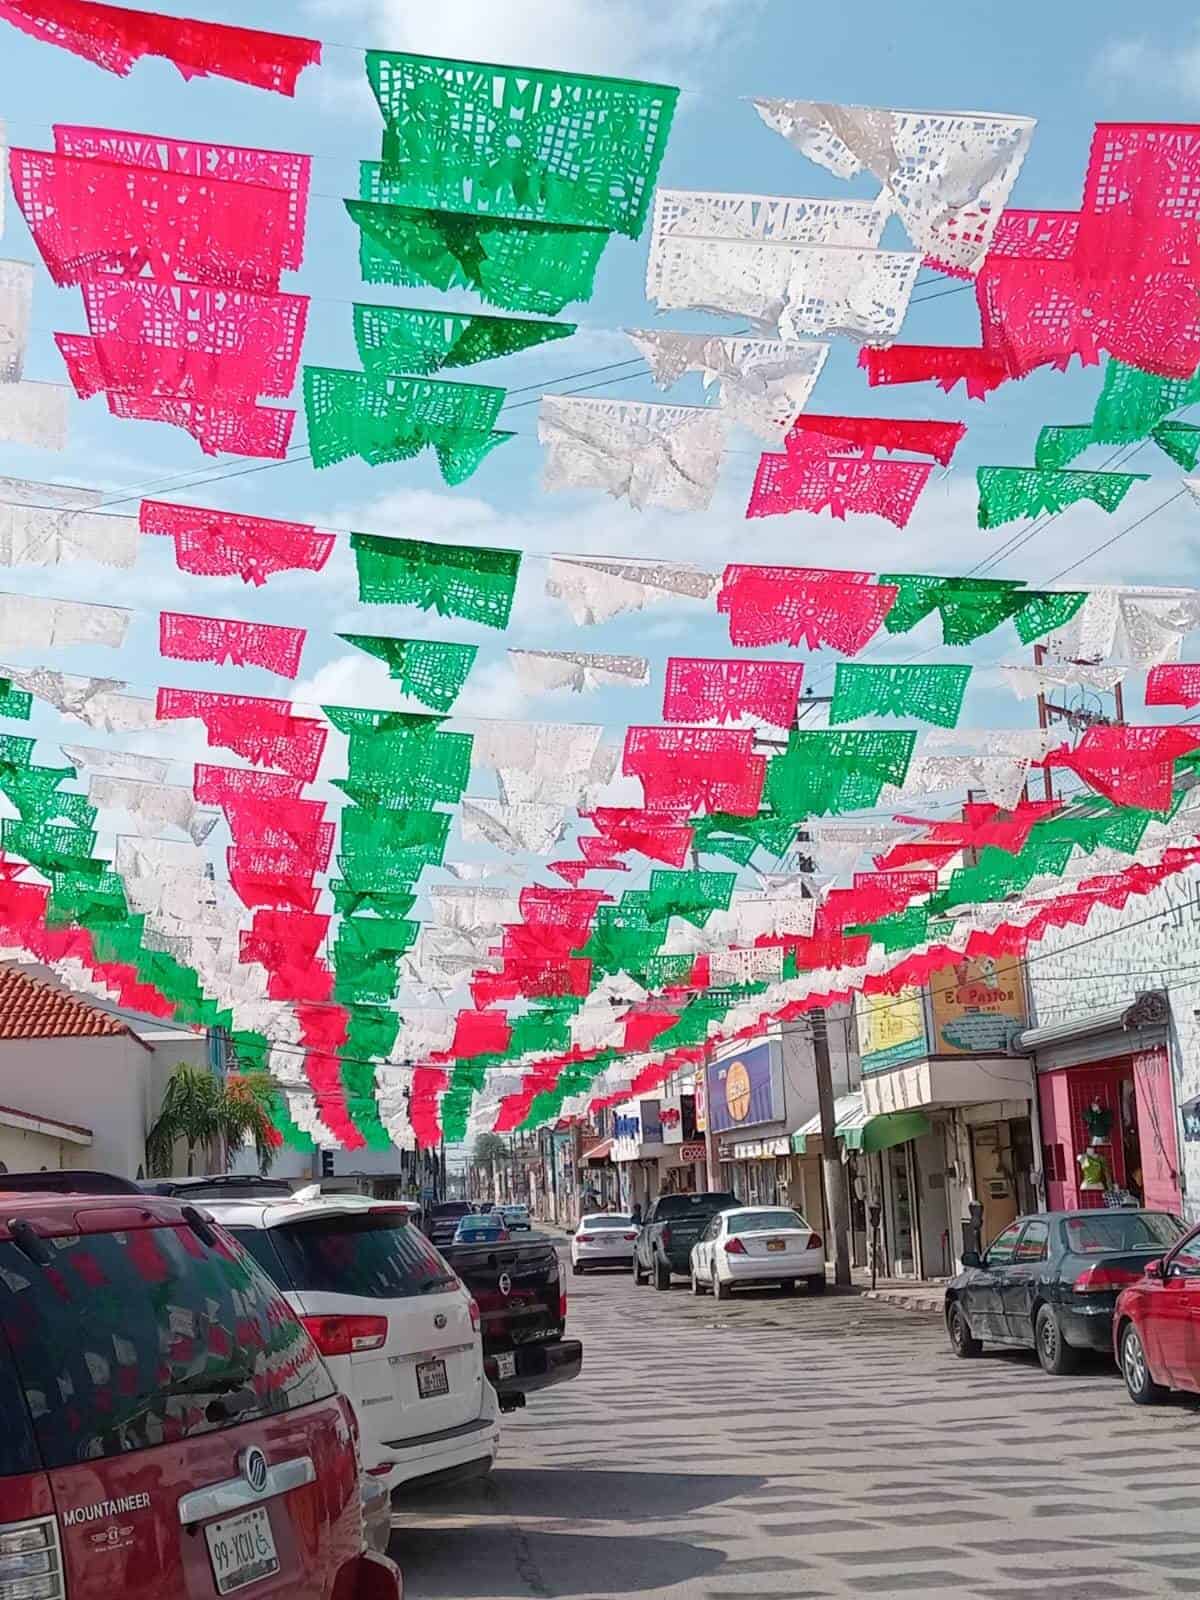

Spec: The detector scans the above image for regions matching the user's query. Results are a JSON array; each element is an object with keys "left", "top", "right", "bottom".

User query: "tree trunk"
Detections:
[{"left": 186, "top": 1141, "right": 196, "bottom": 1177}]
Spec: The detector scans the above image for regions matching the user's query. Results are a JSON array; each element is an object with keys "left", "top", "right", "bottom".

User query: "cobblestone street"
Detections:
[{"left": 394, "top": 1261, "right": 1200, "bottom": 1599}]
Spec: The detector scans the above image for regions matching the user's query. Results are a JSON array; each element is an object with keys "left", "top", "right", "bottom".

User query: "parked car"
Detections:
[
  {"left": 453, "top": 1214, "right": 510, "bottom": 1245},
  {"left": 0, "top": 1187, "right": 402, "bottom": 1599},
  {"left": 207, "top": 1193, "right": 500, "bottom": 1494},
  {"left": 945, "top": 1208, "right": 1186, "bottom": 1374},
  {"left": 1115, "top": 1217, "right": 1200, "bottom": 1404},
  {"left": 139, "top": 1175, "right": 296, "bottom": 1200},
  {"left": 441, "top": 1222, "right": 582, "bottom": 1414},
  {"left": 690, "top": 1206, "right": 826, "bottom": 1299},
  {"left": 425, "top": 1200, "right": 473, "bottom": 1249},
  {"left": 571, "top": 1213, "right": 638, "bottom": 1273},
  {"left": 633, "top": 1192, "right": 739, "bottom": 1289},
  {"left": 498, "top": 1204, "right": 532, "bottom": 1232}
]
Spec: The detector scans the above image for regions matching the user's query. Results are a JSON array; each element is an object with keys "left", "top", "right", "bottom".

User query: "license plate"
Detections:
[
  {"left": 496, "top": 1351, "right": 516, "bottom": 1379},
  {"left": 417, "top": 1357, "right": 450, "bottom": 1398},
  {"left": 767, "top": 1239, "right": 786, "bottom": 1252},
  {"left": 204, "top": 1507, "right": 279, "bottom": 1595}
]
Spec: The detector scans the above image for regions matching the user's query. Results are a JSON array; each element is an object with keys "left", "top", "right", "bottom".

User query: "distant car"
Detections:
[
  {"left": 1115, "top": 1217, "right": 1200, "bottom": 1404},
  {"left": 453, "top": 1215, "right": 510, "bottom": 1245},
  {"left": 945, "top": 1208, "right": 1186, "bottom": 1374},
  {"left": 571, "top": 1213, "right": 638, "bottom": 1273},
  {"left": 0, "top": 1186, "right": 402, "bottom": 1600},
  {"left": 208, "top": 1193, "right": 500, "bottom": 1494},
  {"left": 499, "top": 1204, "right": 531, "bottom": 1232},
  {"left": 426, "top": 1200, "right": 473, "bottom": 1249},
  {"left": 689, "top": 1206, "right": 825, "bottom": 1299}
]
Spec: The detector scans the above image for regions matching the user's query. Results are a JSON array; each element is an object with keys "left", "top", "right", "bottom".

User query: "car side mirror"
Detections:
[
  {"left": 961, "top": 1250, "right": 982, "bottom": 1269},
  {"left": 1146, "top": 1257, "right": 1166, "bottom": 1280}
]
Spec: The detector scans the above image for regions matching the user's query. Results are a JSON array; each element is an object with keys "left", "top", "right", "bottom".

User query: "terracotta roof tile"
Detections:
[{"left": 0, "top": 964, "right": 129, "bottom": 1042}]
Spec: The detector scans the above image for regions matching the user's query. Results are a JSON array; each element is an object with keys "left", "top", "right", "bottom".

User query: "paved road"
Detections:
[{"left": 391, "top": 1251, "right": 1200, "bottom": 1599}]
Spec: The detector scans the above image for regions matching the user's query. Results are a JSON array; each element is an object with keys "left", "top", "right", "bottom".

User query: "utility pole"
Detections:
[
  {"left": 702, "top": 1042, "right": 720, "bottom": 1192},
  {"left": 809, "top": 1009, "right": 851, "bottom": 1288}
]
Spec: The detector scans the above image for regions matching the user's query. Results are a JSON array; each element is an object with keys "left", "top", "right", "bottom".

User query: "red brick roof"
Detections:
[{"left": 0, "top": 964, "right": 130, "bottom": 1042}]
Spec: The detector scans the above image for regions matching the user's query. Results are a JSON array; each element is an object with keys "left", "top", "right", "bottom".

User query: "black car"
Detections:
[
  {"left": 945, "top": 1208, "right": 1186, "bottom": 1374},
  {"left": 426, "top": 1198, "right": 473, "bottom": 1247},
  {"left": 634, "top": 1192, "right": 739, "bottom": 1289}
]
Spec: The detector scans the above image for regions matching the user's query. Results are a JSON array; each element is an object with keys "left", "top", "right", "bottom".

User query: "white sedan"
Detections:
[
  {"left": 690, "top": 1206, "right": 826, "bottom": 1299},
  {"left": 571, "top": 1212, "right": 639, "bottom": 1273}
]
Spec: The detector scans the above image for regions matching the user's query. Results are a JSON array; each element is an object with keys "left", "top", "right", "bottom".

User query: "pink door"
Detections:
[{"left": 1133, "top": 1047, "right": 1183, "bottom": 1214}]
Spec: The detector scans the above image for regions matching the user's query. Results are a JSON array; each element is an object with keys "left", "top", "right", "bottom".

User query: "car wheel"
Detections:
[
  {"left": 654, "top": 1260, "right": 671, "bottom": 1291},
  {"left": 807, "top": 1274, "right": 826, "bottom": 1296},
  {"left": 1035, "top": 1304, "right": 1079, "bottom": 1375},
  {"left": 780, "top": 1279, "right": 796, "bottom": 1295},
  {"left": 713, "top": 1275, "right": 730, "bottom": 1302},
  {"left": 633, "top": 1258, "right": 646, "bottom": 1286},
  {"left": 690, "top": 1269, "right": 704, "bottom": 1295},
  {"left": 1121, "top": 1323, "right": 1168, "bottom": 1405},
  {"left": 947, "top": 1300, "right": 982, "bottom": 1359}
]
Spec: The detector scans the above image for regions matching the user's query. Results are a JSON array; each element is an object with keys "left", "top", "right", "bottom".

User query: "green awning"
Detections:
[{"left": 792, "top": 1095, "right": 931, "bottom": 1155}]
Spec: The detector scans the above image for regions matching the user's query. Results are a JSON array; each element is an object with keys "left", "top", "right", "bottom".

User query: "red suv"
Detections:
[{"left": 0, "top": 1190, "right": 402, "bottom": 1598}]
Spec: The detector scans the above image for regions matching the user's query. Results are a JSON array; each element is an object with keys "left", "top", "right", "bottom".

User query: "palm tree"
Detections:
[{"left": 146, "top": 1065, "right": 277, "bottom": 1178}]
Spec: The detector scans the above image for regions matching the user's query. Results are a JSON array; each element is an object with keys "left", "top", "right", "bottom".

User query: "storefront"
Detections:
[
  {"left": 704, "top": 1037, "right": 792, "bottom": 1204},
  {"left": 580, "top": 1137, "right": 618, "bottom": 1210},
  {"left": 724, "top": 1135, "right": 792, "bottom": 1206},
  {"left": 1016, "top": 991, "right": 1183, "bottom": 1214},
  {"left": 611, "top": 1097, "right": 666, "bottom": 1213},
  {"left": 658, "top": 1077, "right": 704, "bottom": 1195}
]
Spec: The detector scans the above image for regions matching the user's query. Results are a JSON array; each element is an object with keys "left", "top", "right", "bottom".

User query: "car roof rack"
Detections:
[
  {"left": 137, "top": 1175, "right": 296, "bottom": 1198},
  {"left": 0, "top": 1169, "right": 143, "bottom": 1195}
]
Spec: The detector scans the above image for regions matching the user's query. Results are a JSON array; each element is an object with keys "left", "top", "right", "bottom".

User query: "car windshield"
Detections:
[
  {"left": 246, "top": 1213, "right": 456, "bottom": 1298},
  {"left": 0, "top": 1222, "right": 334, "bottom": 1469},
  {"left": 727, "top": 1210, "right": 807, "bottom": 1235},
  {"left": 1062, "top": 1212, "right": 1184, "bottom": 1254},
  {"left": 655, "top": 1193, "right": 738, "bottom": 1219},
  {"left": 581, "top": 1216, "right": 634, "bottom": 1230}
]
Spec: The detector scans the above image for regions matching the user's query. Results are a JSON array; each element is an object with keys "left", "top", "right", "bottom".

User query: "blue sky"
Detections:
[{"left": 0, "top": 0, "right": 1198, "bottom": 856}]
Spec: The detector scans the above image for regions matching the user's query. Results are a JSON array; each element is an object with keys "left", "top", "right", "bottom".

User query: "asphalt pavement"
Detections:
[{"left": 390, "top": 1244, "right": 1200, "bottom": 1599}]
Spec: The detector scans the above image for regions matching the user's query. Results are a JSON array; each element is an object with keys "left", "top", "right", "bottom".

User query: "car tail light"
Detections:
[
  {"left": 1073, "top": 1263, "right": 1142, "bottom": 1293},
  {"left": 724, "top": 1238, "right": 747, "bottom": 1255},
  {"left": 0, "top": 1517, "right": 65, "bottom": 1600},
  {"left": 623, "top": 1232, "right": 638, "bottom": 1241},
  {"left": 468, "top": 1297, "right": 481, "bottom": 1333},
  {"left": 806, "top": 1232, "right": 823, "bottom": 1252},
  {"left": 577, "top": 1234, "right": 595, "bottom": 1243},
  {"left": 301, "top": 1313, "right": 388, "bottom": 1355},
  {"left": 661, "top": 1225, "right": 672, "bottom": 1249}
]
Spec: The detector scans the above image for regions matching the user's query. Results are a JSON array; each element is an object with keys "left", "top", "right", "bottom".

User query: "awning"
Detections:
[
  {"left": 791, "top": 1093, "right": 931, "bottom": 1155},
  {"left": 582, "top": 1139, "right": 613, "bottom": 1163}
]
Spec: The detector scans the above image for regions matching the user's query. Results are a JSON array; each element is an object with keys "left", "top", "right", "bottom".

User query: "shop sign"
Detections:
[
  {"left": 640, "top": 1099, "right": 663, "bottom": 1145},
  {"left": 693, "top": 1069, "right": 707, "bottom": 1133},
  {"left": 679, "top": 1141, "right": 707, "bottom": 1164},
  {"left": 857, "top": 987, "right": 927, "bottom": 1075},
  {"left": 929, "top": 956, "right": 1026, "bottom": 1054},
  {"left": 706, "top": 1040, "right": 783, "bottom": 1133},
  {"left": 729, "top": 1136, "right": 790, "bottom": 1160}
]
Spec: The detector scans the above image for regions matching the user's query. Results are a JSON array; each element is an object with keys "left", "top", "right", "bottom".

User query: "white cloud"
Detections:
[
  {"left": 305, "top": 0, "right": 760, "bottom": 83},
  {"left": 1092, "top": 30, "right": 1200, "bottom": 102}
]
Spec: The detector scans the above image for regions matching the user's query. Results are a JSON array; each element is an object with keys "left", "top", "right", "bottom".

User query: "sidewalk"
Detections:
[{"left": 856, "top": 1269, "right": 946, "bottom": 1315}]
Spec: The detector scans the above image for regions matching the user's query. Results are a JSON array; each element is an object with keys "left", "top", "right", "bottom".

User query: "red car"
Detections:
[
  {"left": 1114, "top": 1217, "right": 1200, "bottom": 1404},
  {"left": 0, "top": 1189, "right": 402, "bottom": 1599}
]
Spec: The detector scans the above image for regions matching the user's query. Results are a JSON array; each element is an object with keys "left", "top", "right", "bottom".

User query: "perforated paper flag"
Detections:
[
  {"left": 545, "top": 556, "right": 717, "bottom": 626},
  {"left": 508, "top": 650, "right": 649, "bottom": 694},
  {"left": 140, "top": 500, "right": 334, "bottom": 586},
  {"left": 460, "top": 798, "right": 567, "bottom": 856},
  {"left": 348, "top": 198, "right": 608, "bottom": 317},
  {"left": 351, "top": 534, "right": 521, "bottom": 630},
  {"left": 0, "top": 261, "right": 32, "bottom": 384},
  {"left": 1041, "top": 587, "right": 1200, "bottom": 667},
  {"left": 830, "top": 663, "right": 970, "bottom": 728},
  {"left": 749, "top": 452, "right": 932, "bottom": 528},
  {"left": 626, "top": 329, "right": 828, "bottom": 441},
  {"left": 338, "top": 634, "right": 476, "bottom": 713},
  {"left": 540, "top": 396, "right": 725, "bottom": 512},
  {"left": 977, "top": 466, "right": 1146, "bottom": 528},
  {"left": 365, "top": 52, "right": 677, "bottom": 238},
  {"left": 159, "top": 613, "right": 306, "bottom": 678},
  {"left": 718, "top": 566, "right": 896, "bottom": 653},
  {"left": 0, "top": 0, "right": 321, "bottom": 92},
  {"left": 859, "top": 342, "right": 1009, "bottom": 400},
  {"left": 0, "top": 481, "right": 136, "bottom": 567},
  {"left": 354, "top": 303, "right": 574, "bottom": 375},
  {"left": 753, "top": 101, "right": 1035, "bottom": 275},
  {"left": 0, "top": 381, "right": 68, "bottom": 450},
  {"left": 0, "top": 593, "right": 128, "bottom": 652},
  {"left": 662, "top": 657, "right": 803, "bottom": 728}
]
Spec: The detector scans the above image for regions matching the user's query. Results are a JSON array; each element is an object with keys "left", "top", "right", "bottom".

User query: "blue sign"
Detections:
[
  {"left": 614, "top": 1112, "right": 640, "bottom": 1141},
  {"left": 640, "top": 1099, "right": 663, "bottom": 1145},
  {"left": 707, "top": 1042, "right": 781, "bottom": 1134}
]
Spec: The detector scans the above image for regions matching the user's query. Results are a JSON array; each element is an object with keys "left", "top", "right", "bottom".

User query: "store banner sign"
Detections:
[
  {"left": 707, "top": 1040, "right": 782, "bottom": 1133},
  {"left": 640, "top": 1098, "right": 663, "bottom": 1145},
  {"left": 679, "top": 1141, "right": 707, "bottom": 1163},
  {"left": 857, "top": 987, "right": 927, "bottom": 1076},
  {"left": 693, "top": 1069, "right": 707, "bottom": 1133},
  {"left": 929, "top": 956, "right": 1026, "bottom": 1054}
]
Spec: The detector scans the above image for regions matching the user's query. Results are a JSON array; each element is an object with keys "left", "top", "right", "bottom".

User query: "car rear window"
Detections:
[
  {"left": 1062, "top": 1212, "right": 1184, "bottom": 1254},
  {"left": 0, "top": 1223, "right": 335, "bottom": 1470},
  {"left": 582, "top": 1216, "right": 634, "bottom": 1230},
  {"left": 256, "top": 1213, "right": 455, "bottom": 1299},
  {"left": 433, "top": 1202, "right": 471, "bottom": 1219},
  {"left": 655, "top": 1193, "right": 737, "bottom": 1219},
  {"left": 727, "top": 1210, "right": 806, "bottom": 1235}
]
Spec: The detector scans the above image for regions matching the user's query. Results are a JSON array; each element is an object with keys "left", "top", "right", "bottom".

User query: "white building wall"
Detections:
[
  {"left": 1025, "top": 860, "right": 1200, "bottom": 1219},
  {"left": 0, "top": 1122, "right": 78, "bottom": 1171}
]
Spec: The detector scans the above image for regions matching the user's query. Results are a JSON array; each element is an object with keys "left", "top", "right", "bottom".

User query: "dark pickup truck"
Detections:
[
  {"left": 426, "top": 1199, "right": 474, "bottom": 1249},
  {"left": 441, "top": 1227, "right": 582, "bottom": 1413},
  {"left": 634, "top": 1191, "right": 739, "bottom": 1289}
]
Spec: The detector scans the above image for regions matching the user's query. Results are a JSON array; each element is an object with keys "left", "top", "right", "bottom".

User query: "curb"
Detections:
[{"left": 863, "top": 1289, "right": 944, "bottom": 1315}]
